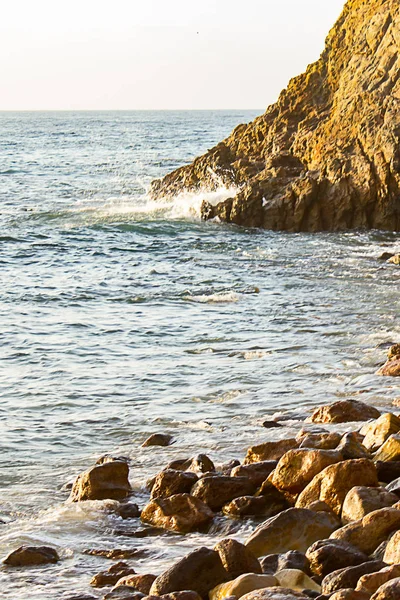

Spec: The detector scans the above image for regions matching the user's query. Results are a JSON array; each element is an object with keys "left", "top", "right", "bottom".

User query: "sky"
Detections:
[{"left": 1, "top": 0, "right": 347, "bottom": 111}]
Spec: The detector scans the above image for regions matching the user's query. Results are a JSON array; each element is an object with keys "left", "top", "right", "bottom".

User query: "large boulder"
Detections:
[
  {"left": 382, "top": 530, "right": 400, "bottom": 564},
  {"left": 341, "top": 486, "right": 398, "bottom": 523},
  {"left": 361, "top": 414, "right": 400, "bottom": 451},
  {"left": 239, "top": 589, "right": 309, "bottom": 600},
  {"left": 305, "top": 539, "right": 369, "bottom": 578},
  {"left": 69, "top": 461, "right": 131, "bottom": 502},
  {"left": 295, "top": 459, "right": 379, "bottom": 515},
  {"left": 214, "top": 538, "right": 262, "bottom": 579},
  {"left": 297, "top": 432, "right": 341, "bottom": 450},
  {"left": 356, "top": 565, "right": 400, "bottom": 595},
  {"left": 374, "top": 435, "right": 400, "bottom": 462},
  {"left": 223, "top": 493, "right": 289, "bottom": 519},
  {"left": 190, "top": 476, "right": 255, "bottom": 510},
  {"left": 141, "top": 493, "right": 213, "bottom": 533},
  {"left": 150, "top": 470, "right": 198, "bottom": 500},
  {"left": 149, "top": 547, "right": 227, "bottom": 599},
  {"left": 307, "top": 401, "right": 380, "bottom": 424},
  {"left": 321, "top": 561, "right": 386, "bottom": 594},
  {"left": 330, "top": 507, "right": 400, "bottom": 554},
  {"left": 328, "top": 591, "right": 370, "bottom": 600},
  {"left": 209, "top": 573, "right": 279, "bottom": 600},
  {"left": 245, "top": 508, "right": 339, "bottom": 557},
  {"left": 231, "top": 462, "right": 277, "bottom": 486},
  {"left": 370, "top": 577, "right": 400, "bottom": 599},
  {"left": 3, "top": 545, "right": 59, "bottom": 566},
  {"left": 244, "top": 440, "right": 299, "bottom": 464},
  {"left": 270, "top": 449, "right": 343, "bottom": 497}
]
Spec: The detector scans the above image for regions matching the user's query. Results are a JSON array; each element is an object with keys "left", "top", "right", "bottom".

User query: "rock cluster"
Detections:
[{"left": 150, "top": 0, "right": 400, "bottom": 233}]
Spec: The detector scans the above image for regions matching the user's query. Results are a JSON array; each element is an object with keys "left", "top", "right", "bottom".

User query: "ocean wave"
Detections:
[{"left": 184, "top": 291, "right": 240, "bottom": 303}]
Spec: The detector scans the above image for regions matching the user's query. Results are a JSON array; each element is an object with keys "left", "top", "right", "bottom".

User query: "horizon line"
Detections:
[{"left": 0, "top": 107, "right": 264, "bottom": 113}]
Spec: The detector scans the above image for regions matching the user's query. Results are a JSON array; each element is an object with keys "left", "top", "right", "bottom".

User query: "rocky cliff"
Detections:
[{"left": 151, "top": 0, "right": 400, "bottom": 231}]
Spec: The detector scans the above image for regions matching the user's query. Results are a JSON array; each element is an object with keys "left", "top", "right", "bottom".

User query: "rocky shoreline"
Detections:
[
  {"left": 150, "top": 0, "right": 400, "bottom": 233},
  {"left": 4, "top": 347, "right": 400, "bottom": 600}
]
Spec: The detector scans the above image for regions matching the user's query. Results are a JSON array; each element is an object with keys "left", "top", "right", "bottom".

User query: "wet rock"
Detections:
[
  {"left": 104, "top": 588, "right": 145, "bottom": 600},
  {"left": 231, "top": 461, "right": 277, "bottom": 487},
  {"left": 307, "top": 401, "right": 380, "bottom": 424},
  {"left": 262, "top": 421, "right": 283, "bottom": 429},
  {"left": 3, "top": 545, "right": 59, "bottom": 566},
  {"left": 150, "top": 470, "right": 198, "bottom": 500},
  {"left": 240, "top": 589, "right": 309, "bottom": 600},
  {"left": 327, "top": 591, "right": 370, "bottom": 600},
  {"left": 115, "top": 502, "right": 141, "bottom": 519},
  {"left": 245, "top": 508, "right": 339, "bottom": 557},
  {"left": 115, "top": 574, "right": 157, "bottom": 593},
  {"left": 361, "top": 413, "right": 400, "bottom": 451},
  {"left": 336, "top": 434, "right": 370, "bottom": 460},
  {"left": 330, "top": 506, "right": 400, "bottom": 554},
  {"left": 382, "top": 530, "right": 400, "bottom": 564},
  {"left": 223, "top": 493, "right": 289, "bottom": 519},
  {"left": 377, "top": 360, "right": 400, "bottom": 377},
  {"left": 298, "top": 432, "right": 341, "bottom": 450},
  {"left": 374, "top": 435, "right": 400, "bottom": 462},
  {"left": 70, "top": 461, "right": 131, "bottom": 502},
  {"left": 61, "top": 595, "right": 98, "bottom": 600},
  {"left": 145, "top": 593, "right": 202, "bottom": 600},
  {"left": 386, "top": 476, "right": 400, "bottom": 495},
  {"left": 150, "top": 547, "right": 228, "bottom": 599},
  {"left": 97, "top": 455, "right": 130, "bottom": 465},
  {"left": 142, "top": 434, "right": 174, "bottom": 447},
  {"left": 370, "top": 577, "right": 400, "bottom": 599},
  {"left": 295, "top": 459, "right": 378, "bottom": 515},
  {"left": 187, "top": 454, "right": 215, "bottom": 474},
  {"left": 191, "top": 476, "right": 255, "bottom": 510},
  {"left": 270, "top": 449, "right": 343, "bottom": 498},
  {"left": 244, "top": 439, "right": 299, "bottom": 463},
  {"left": 376, "top": 461, "right": 400, "bottom": 483},
  {"left": 260, "top": 551, "right": 310, "bottom": 576},
  {"left": 356, "top": 565, "right": 400, "bottom": 595},
  {"left": 305, "top": 539, "right": 369, "bottom": 578},
  {"left": 219, "top": 460, "right": 241, "bottom": 475},
  {"left": 141, "top": 493, "right": 213, "bottom": 533},
  {"left": 210, "top": 573, "right": 279, "bottom": 600},
  {"left": 214, "top": 538, "right": 262, "bottom": 579},
  {"left": 341, "top": 486, "right": 398, "bottom": 523},
  {"left": 379, "top": 252, "right": 396, "bottom": 261},
  {"left": 321, "top": 561, "right": 386, "bottom": 594},
  {"left": 83, "top": 548, "right": 149, "bottom": 560},
  {"left": 115, "top": 526, "right": 169, "bottom": 538},
  {"left": 90, "top": 562, "right": 136, "bottom": 587}
]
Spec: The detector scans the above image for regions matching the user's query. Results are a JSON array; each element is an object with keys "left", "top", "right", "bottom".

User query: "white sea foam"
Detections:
[
  {"left": 70, "top": 185, "right": 238, "bottom": 223},
  {"left": 184, "top": 291, "right": 239, "bottom": 303}
]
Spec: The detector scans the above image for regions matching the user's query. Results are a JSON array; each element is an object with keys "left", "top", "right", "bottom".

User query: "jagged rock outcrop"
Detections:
[{"left": 151, "top": 0, "right": 400, "bottom": 231}]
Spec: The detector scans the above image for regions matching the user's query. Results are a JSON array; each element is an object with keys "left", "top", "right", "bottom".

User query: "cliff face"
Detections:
[{"left": 151, "top": 0, "right": 400, "bottom": 231}]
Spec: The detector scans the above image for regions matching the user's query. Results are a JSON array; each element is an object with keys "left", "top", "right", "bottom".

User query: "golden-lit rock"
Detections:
[
  {"left": 141, "top": 493, "right": 213, "bottom": 533},
  {"left": 244, "top": 439, "right": 298, "bottom": 463}
]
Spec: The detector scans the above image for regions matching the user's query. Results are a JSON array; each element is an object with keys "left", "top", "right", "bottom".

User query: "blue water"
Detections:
[{"left": 0, "top": 111, "right": 399, "bottom": 599}]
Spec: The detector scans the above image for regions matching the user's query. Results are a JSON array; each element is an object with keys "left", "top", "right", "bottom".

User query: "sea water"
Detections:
[{"left": 0, "top": 110, "right": 399, "bottom": 598}]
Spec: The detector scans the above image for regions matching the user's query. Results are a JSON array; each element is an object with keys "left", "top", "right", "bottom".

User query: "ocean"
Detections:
[{"left": 0, "top": 110, "right": 399, "bottom": 598}]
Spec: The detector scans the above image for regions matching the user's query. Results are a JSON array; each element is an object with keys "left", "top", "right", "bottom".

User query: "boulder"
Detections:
[
  {"left": 231, "top": 462, "right": 277, "bottom": 486},
  {"left": 270, "top": 449, "right": 343, "bottom": 497},
  {"left": 306, "top": 539, "right": 369, "bottom": 578},
  {"left": 328, "top": 591, "right": 370, "bottom": 600},
  {"left": 115, "top": 502, "right": 141, "bottom": 519},
  {"left": 115, "top": 574, "right": 157, "bottom": 594},
  {"left": 362, "top": 414, "right": 400, "bottom": 451},
  {"left": 187, "top": 455, "right": 215, "bottom": 474},
  {"left": 307, "top": 401, "right": 380, "bottom": 424},
  {"left": 321, "top": 561, "right": 386, "bottom": 594},
  {"left": 374, "top": 435, "right": 400, "bottom": 462},
  {"left": 240, "top": 589, "right": 309, "bottom": 600},
  {"left": 356, "top": 565, "right": 400, "bottom": 595},
  {"left": 150, "top": 470, "right": 198, "bottom": 499},
  {"left": 210, "top": 574, "right": 279, "bottom": 600},
  {"left": 149, "top": 547, "right": 227, "bottom": 599},
  {"left": 376, "top": 461, "right": 400, "bottom": 483},
  {"left": 191, "top": 476, "right": 255, "bottom": 510},
  {"left": 298, "top": 432, "right": 341, "bottom": 450},
  {"left": 275, "top": 569, "right": 320, "bottom": 592},
  {"left": 70, "top": 461, "right": 131, "bottom": 502},
  {"left": 336, "top": 434, "right": 370, "bottom": 460},
  {"left": 295, "top": 459, "right": 379, "bottom": 515},
  {"left": 370, "top": 577, "right": 400, "bottom": 599},
  {"left": 382, "top": 530, "right": 400, "bottom": 564},
  {"left": 341, "top": 486, "right": 398, "bottom": 523},
  {"left": 223, "top": 493, "right": 289, "bottom": 519},
  {"left": 141, "top": 494, "right": 213, "bottom": 533},
  {"left": 260, "top": 551, "right": 310, "bottom": 576},
  {"left": 145, "top": 593, "right": 202, "bottom": 600},
  {"left": 104, "top": 589, "right": 145, "bottom": 600},
  {"left": 3, "top": 545, "right": 59, "bottom": 566},
  {"left": 386, "top": 477, "right": 400, "bottom": 496},
  {"left": 245, "top": 508, "right": 339, "bottom": 557},
  {"left": 377, "top": 347, "right": 400, "bottom": 377},
  {"left": 90, "top": 562, "right": 136, "bottom": 587},
  {"left": 244, "top": 439, "right": 299, "bottom": 464},
  {"left": 330, "top": 507, "right": 400, "bottom": 554},
  {"left": 214, "top": 538, "right": 262, "bottom": 579},
  {"left": 142, "top": 434, "right": 174, "bottom": 447}
]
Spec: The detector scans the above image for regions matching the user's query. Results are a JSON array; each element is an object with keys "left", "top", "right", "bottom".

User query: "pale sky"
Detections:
[{"left": 1, "top": 0, "right": 346, "bottom": 111}]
